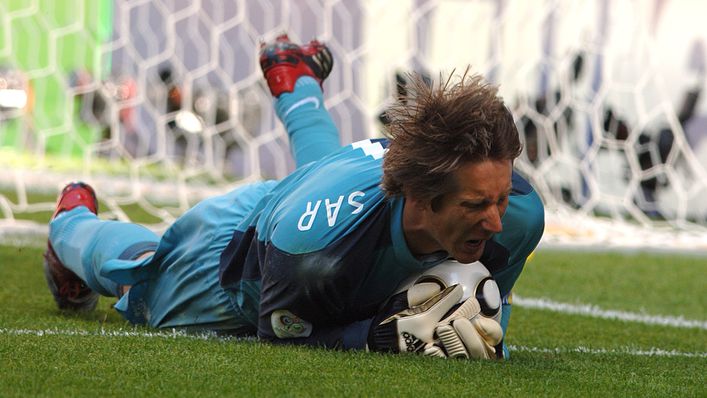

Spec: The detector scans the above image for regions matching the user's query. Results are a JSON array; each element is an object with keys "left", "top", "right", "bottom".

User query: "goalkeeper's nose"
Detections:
[{"left": 480, "top": 205, "right": 503, "bottom": 234}]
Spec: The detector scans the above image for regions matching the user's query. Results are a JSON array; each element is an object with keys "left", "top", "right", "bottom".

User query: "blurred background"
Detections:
[{"left": 0, "top": 0, "right": 705, "bottom": 251}]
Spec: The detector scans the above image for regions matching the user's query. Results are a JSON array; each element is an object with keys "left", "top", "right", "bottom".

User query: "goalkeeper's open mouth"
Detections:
[
  {"left": 464, "top": 239, "right": 484, "bottom": 249},
  {"left": 453, "top": 239, "right": 487, "bottom": 263}
]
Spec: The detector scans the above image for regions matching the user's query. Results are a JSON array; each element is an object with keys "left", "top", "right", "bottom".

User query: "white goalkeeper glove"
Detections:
[
  {"left": 368, "top": 283, "right": 503, "bottom": 359},
  {"left": 434, "top": 291, "right": 504, "bottom": 359}
]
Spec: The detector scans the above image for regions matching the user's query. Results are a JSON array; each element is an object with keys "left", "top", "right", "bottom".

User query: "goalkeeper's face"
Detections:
[{"left": 424, "top": 159, "right": 512, "bottom": 264}]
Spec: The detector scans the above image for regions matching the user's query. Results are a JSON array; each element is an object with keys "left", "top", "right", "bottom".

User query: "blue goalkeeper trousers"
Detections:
[{"left": 48, "top": 77, "right": 338, "bottom": 330}]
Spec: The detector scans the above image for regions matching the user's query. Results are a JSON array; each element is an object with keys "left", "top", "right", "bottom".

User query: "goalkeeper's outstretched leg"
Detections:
[
  {"left": 45, "top": 182, "right": 159, "bottom": 310},
  {"left": 260, "top": 34, "right": 340, "bottom": 167}
]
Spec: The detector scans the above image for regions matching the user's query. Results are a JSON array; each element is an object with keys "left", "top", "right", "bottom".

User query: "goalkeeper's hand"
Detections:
[
  {"left": 367, "top": 283, "right": 503, "bottom": 359},
  {"left": 434, "top": 289, "right": 504, "bottom": 359}
]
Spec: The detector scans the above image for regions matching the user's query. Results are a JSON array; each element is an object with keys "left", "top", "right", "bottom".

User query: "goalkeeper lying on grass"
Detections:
[{"left": 43, "top": 35, "right": 544, "bottom": 359}]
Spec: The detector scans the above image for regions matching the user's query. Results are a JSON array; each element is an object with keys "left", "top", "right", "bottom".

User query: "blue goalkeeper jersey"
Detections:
[{"left": 218, "top": 138, "right": 544, "bottom": 349}]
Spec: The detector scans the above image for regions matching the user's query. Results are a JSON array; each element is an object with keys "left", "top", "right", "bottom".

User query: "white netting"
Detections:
[{"left": 1, "top": 0, "right": 706, "bottom": 251}]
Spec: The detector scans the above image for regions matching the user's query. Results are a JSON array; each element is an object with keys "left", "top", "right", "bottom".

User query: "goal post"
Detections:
[{"left": 1, "top": 0, "right": 706, "bottom": 251}]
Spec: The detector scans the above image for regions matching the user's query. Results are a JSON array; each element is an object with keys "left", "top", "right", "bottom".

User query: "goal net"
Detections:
[{"left": 1, "top": 0, "right": 706, "bottom": 252}]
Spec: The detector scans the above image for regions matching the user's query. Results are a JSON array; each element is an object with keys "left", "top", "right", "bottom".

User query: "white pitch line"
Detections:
[
  {"left": 0, "top": 327, "right": 244, "bottom": 341},
  {"left": 508, "top": 345, "right": 707, "bottom": 358},
  {"left": 513, "top": 296, "right": 707, "bottom": 330},
  {"left": 1, "top": 327, "right": 705, "bottom": 358}
]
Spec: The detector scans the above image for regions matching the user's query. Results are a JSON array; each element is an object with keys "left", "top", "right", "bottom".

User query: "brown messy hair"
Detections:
[{"left": 381, "top": 69, "right": 521, "bottom": 204}]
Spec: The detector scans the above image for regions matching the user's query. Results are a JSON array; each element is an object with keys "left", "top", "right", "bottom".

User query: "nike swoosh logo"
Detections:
[{"left": 284, "top": 96, "right": 320, "bottom": 117}]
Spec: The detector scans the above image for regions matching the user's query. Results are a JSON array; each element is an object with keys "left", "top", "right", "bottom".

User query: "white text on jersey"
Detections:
[{"left": 297, "top": 191, "right": 365, "bottom": 231}]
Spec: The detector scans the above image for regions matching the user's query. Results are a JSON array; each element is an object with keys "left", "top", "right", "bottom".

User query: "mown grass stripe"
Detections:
[{"left": 514, "top": 295, "right": 707, "bottom": 329}]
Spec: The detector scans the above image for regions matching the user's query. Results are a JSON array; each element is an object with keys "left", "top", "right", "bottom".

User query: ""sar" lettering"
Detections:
[{"left": 297, "top": 191, "right": 365, "bottom": 231}]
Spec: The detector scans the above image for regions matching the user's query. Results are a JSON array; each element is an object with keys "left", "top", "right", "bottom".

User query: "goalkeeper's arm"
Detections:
[
  {"left": 256, "top": 283, "right": 445, "bottom": 350},
  {"left": 258, "top": 318, "right": 374, "bottom": 350},
  {"left": 257, "top": 282, "right": 503, "bottom": 358}
]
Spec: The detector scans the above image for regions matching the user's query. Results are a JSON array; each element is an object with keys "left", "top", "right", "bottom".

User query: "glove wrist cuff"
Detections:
[{"left": 368, "top": 321, "right": 398, "bottom": 353}]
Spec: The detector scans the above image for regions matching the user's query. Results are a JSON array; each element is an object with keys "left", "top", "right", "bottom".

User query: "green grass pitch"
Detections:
[{"left": 1, "top": 245, "right": 705, "bottom": 397}]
